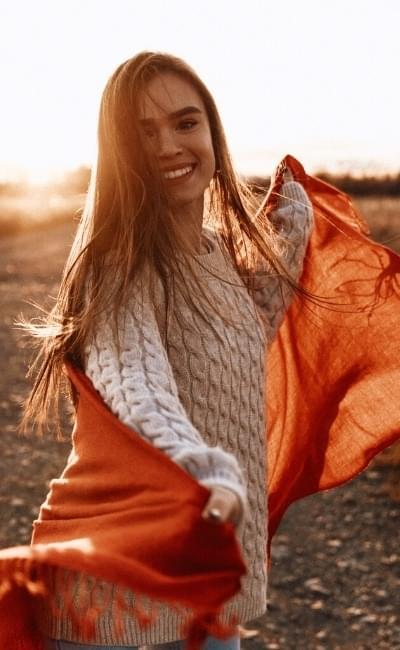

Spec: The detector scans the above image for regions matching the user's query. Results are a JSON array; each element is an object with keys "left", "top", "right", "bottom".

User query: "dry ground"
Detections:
[{"left": 0, "top": 197, "right": 399, "bottom": 649}]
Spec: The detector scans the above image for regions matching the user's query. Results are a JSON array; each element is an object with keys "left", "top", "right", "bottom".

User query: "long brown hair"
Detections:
[{"left": 21, "top": 51, "right": 299, "bottom": 435}]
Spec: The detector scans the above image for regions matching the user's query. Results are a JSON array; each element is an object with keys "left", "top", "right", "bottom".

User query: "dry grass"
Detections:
[{"left": 353, "top": 196, "right": 400, "bottom": 252}]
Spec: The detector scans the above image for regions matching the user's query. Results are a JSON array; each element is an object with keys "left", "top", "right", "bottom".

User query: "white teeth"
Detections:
[{"left": 163, "top": 165, "right": 193, "bottom": 180}]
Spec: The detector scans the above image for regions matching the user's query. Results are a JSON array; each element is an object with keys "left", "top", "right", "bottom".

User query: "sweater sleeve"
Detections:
[
  {"left": 84, "top": 275, "right": 247, "bottom": 516},
  {"left": 252, "top": 177, "right": 314, "bottom": 342}
]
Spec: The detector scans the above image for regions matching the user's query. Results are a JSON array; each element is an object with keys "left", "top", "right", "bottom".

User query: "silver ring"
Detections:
[{"left": 208, "top": 508, "right": 222, "bottom": 522}]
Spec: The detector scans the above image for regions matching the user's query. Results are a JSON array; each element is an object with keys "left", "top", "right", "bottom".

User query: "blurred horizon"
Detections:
[
  {"left": 1, "top": 145, "right": 400, "bottom": 187},
  {"left": 1, "top": 0, "right": 400, "bottom": 184},
  {"left": 2, "top": 161, "right": 399, "bottom": 200}
]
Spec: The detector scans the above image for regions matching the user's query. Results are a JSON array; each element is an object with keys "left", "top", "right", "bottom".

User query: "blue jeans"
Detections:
[{"left": 44, "top": 634, "right": 241, "bottom": 650}]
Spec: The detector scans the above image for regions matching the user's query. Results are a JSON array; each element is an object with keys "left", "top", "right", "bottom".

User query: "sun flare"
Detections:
[{"left": 1, "top": 0, "right": 399, "bottom": 181}]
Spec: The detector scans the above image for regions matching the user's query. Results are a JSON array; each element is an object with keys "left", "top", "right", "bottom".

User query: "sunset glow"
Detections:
[{"left": 1, "top": 0, "right": 400, "bottom": 182}]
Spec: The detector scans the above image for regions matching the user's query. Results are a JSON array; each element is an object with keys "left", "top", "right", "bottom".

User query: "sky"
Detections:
[{"left": 1, "top": 0, "right": 400, "bottom": 183}]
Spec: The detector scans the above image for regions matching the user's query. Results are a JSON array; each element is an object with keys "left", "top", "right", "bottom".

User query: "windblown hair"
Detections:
[{"left": 21, "top": 51, "right": 298, "bottom": 435}]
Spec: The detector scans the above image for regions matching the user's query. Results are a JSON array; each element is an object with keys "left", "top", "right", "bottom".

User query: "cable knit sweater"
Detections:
[{"left": 39, "top": 180, "right": 313, "bottom": 645}]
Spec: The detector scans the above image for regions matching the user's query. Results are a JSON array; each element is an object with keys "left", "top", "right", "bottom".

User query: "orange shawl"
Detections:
[
  {"left": 267, "top": 156, "right": 400, "bottom": 543},
  {"left": 0, "top": 155, "right": 399, "bottom": 649}
]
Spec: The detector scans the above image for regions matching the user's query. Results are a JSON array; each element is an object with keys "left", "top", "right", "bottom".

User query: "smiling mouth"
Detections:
[{"left": 163, "top": 164, "right": 195, "bottom": 181}]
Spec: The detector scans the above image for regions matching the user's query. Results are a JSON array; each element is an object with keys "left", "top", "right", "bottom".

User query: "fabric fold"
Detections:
[{"left": 266, "top": 155, "right": 400, "bottom": 543}]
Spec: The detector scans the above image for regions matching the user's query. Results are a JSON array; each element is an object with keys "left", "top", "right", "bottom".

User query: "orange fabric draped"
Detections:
[
  {"left": 267, "top": 155, "right": 400, "bottom": 544},
  {"left": 0, "top": 365, "right": 246, "bottom": 650},
  {"left": 0, "top": 155, "right": 399, "bottom": 649}
]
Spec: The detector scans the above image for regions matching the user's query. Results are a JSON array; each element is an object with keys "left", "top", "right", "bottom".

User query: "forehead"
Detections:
[{"left": 138, "top": 73, "right": 205, "bottom": 121}]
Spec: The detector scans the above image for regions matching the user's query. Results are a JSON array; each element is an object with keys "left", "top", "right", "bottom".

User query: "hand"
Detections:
[
  {"left": 201, "top": 485, "right": 241, "bottom": 527},
  {"left": 283, "top": 168, "right": 294, "bottom": 183}
]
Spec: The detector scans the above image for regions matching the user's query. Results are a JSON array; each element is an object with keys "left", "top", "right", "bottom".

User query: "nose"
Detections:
[{"left": 156, "top": 127, "right": 183, "bottom": 159}]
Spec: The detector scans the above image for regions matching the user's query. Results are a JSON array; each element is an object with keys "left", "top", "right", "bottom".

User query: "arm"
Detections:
[
  {"left": 84, "top": 274, "right": 247, "bottom": 524},
  {"left": 253, "top": 176, "right": 314, "bottom": 342}
]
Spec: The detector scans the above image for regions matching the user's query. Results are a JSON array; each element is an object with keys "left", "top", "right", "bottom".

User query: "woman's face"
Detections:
[{"left": 138, "top": 73, "right": 216, "bottom": 217}]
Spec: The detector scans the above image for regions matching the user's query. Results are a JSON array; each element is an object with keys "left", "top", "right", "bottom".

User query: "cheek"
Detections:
[
  {"left": 187, "top": 128, "right": 215, "bottom": 179},
  {"left": 209, "top": 142, "right": 216, "bottom": 171},
  {"left": 199, "top": 135, "right": 216, "bottom": 175}
]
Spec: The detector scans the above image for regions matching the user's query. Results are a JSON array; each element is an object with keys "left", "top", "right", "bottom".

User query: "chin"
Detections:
[{"left": 171, "top": 190, "right": 205, "bottom": 210}]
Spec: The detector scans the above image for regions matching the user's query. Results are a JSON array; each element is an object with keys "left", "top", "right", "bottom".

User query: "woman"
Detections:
[{"left": 23, "top": 52, "right": 313, "bottom": 649}]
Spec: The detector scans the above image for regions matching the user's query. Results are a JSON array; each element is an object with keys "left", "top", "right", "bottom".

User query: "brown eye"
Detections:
[{"left": 177, "top": 119, "right": 197, "bottom": 131}]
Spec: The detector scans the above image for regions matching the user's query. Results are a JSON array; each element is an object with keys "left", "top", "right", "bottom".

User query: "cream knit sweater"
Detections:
[{"left": 39, "top": 180, "right": 313, "bottom": 645}]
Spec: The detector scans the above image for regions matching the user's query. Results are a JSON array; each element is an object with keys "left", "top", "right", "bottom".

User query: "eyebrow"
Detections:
[{"left": 139, "top": 106, "right": 203, "bottom": 126}]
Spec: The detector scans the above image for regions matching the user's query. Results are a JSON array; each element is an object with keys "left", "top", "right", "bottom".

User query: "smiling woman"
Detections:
[
  {"left": 18, "top": 51, "right": 315, "bottom": 650},
  {"left": 9, "top": 49, "right": 400, "bottom": 650}
]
